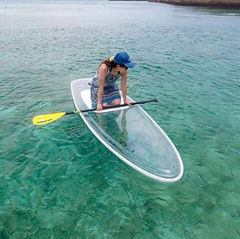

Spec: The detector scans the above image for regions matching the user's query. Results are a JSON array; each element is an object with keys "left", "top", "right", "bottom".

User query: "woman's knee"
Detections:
[{"left": 111, "top": 99, "right": 121, "bottom": 106}]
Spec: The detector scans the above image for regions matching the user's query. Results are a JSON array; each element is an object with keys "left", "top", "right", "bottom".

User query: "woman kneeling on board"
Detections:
[{"left": 90, "top": 52, "right": 136, "bottom": 111}]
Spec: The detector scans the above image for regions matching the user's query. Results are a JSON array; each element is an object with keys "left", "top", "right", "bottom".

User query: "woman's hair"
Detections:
[{"left": 99, "top": 56, "right": 117, "bottom": 70}]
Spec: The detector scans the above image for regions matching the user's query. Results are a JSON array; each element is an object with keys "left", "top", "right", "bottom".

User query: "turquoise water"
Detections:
[{"left": 1, "top": 0, "right": 240, "bottom": 238}]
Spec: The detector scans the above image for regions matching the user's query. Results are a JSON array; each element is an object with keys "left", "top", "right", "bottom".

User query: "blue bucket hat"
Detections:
[{"left": 114, "top": 52, "right": 136, "bottom": 68}]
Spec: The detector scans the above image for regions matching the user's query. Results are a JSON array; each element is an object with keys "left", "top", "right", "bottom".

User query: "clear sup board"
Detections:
[{"left": 71, "top": 78, "right": 184, "bottom": 183}]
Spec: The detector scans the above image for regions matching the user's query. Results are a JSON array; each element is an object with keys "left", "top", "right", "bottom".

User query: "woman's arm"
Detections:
[
  {"left": 97, "top": 64, "right": 107, "bottom": 111},
  {"left": 121, "top": 70, "right": 129, "bottom": 104}
]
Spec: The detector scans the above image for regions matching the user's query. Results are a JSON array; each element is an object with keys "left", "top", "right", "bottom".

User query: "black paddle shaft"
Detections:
[{"left": 66, "top": 98, "right": 158, "bottom": 115}]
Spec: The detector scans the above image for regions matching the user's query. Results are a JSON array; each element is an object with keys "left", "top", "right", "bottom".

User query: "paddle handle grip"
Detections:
[{"left": 66, "top": 98, "right": 158, "bottom": 114}]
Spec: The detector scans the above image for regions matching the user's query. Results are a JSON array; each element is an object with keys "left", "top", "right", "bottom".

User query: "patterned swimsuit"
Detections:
[{"left": 90, "top": 67, "right": 121, "bottom": 108}]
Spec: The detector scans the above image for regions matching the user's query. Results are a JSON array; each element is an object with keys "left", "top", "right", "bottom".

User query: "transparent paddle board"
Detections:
[{"left": 71, "top": 78, "right": 184, "bottom": 183}]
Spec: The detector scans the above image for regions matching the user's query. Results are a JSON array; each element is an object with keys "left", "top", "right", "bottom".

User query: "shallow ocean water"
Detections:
[{"left": 0, "top": 0, "right": 240, "bottom": 238}]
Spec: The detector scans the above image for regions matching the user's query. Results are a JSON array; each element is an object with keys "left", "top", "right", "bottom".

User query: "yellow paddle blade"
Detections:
[{"left": 32, "top": 112, "right": 66, "bottom": 125}]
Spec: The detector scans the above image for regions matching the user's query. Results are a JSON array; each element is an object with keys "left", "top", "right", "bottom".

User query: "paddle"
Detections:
[{"left": 32, "top": 98, "right": 158, "bottom": 126}]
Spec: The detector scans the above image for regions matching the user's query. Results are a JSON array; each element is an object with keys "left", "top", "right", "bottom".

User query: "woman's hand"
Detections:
[
  {"left": 97, "top": 103, "right": 103, "bottom": 111},
  {"left": 124, "top": 100, "right": 132, "bottom": 106}
]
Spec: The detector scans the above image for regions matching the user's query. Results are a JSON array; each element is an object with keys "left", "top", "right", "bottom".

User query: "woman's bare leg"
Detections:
[{"left": 111, "top": 99, "right": 121, "bottom": 106}]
